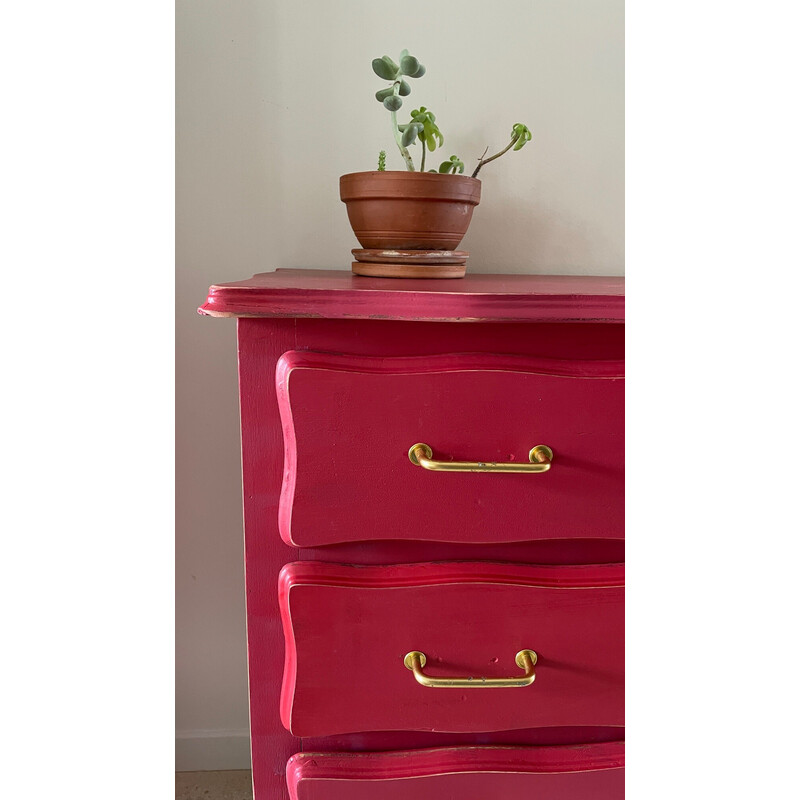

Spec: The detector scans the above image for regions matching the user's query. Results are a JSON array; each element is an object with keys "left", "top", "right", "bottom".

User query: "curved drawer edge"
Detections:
[{"left": 287, "top": 743, "right": 625, "bottom": 796}]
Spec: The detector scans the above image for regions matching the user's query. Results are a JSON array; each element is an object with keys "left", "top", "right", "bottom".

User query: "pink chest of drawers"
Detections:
[{"left": 201, "top": 269, "right": 625, "bottom": 800}]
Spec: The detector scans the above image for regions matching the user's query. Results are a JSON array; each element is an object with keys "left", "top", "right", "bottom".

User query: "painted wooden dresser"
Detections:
[{"left": 200, "top": 269, "right": 625, "bottom": 799}]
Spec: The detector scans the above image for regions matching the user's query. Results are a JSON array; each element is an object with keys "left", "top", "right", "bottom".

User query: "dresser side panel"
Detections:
[{"left": 238, "top": 318, "right": 302, "bottom": 800}]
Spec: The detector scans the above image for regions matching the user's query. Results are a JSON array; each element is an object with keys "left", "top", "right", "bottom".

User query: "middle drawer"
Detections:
[{"left": 279, "top": 561, "right": 624, "bottom": 738}]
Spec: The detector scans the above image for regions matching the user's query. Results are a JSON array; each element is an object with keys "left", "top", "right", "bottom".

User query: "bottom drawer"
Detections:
[{"left": 286, "top": 743, "right": 625, "bottom": 799}]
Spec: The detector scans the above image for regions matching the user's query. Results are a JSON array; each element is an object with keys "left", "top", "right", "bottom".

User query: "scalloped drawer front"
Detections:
[
  {"left": 287, "top": 743, "right": 625, "bottom": 799},
  {"left": 276, "top": 351, "right": 624, "bottom": 547},
  {"left": 279, "top": 561, "right": 624, "bottom": 738}
]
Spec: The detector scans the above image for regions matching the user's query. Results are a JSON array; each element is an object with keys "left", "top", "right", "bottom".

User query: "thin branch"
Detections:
[{"left": 471, "top": 137, "right": 518, "bottom": 178}]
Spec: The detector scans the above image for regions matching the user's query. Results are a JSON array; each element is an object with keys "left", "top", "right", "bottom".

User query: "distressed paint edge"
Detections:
[
  {"left": 199, "top": 276, "right": 625, "bottom": 324},
  {"left": 277, "top": 349, "right": 625, "bottom": 379},
  {"left": 286, "top": 742, "right": 624, "bottom": 794},
  {"left": 276, "top": 353, "right": 299, "bottom": 547},
  {"left": 279, "top": 561, "right": 625, "bottom": 592}
]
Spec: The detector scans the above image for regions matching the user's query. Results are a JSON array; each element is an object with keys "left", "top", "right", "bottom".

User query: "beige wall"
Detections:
[{"left": 176, "top": 0, "right": 623, "bottom": 770}]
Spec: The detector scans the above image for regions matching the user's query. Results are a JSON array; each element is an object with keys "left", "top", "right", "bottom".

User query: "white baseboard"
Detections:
[{"left": 176, "top": 728, "right": 252, "bottom": 772}]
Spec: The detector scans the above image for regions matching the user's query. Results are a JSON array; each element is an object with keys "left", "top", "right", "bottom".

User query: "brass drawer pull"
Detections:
[
  {"left": 408, "top": 443, "right": 553, "bottom": 473},
  {"left": 403, "top": 650, "right": 537, "bottom": 688}
]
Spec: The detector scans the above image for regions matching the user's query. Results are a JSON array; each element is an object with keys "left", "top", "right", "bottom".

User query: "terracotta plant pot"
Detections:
[{"left": 340, "top": 171, "right": 481, "bottom": 251}]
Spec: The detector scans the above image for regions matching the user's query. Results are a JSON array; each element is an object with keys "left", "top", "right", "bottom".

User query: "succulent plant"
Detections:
[
  {"left": 371, "top": 50, "right": 431, "bottom": 170},
  {"left": 377, "top": 150, "right": 386, "bottom": 171},
  {"left": 398, "top": 106, "right": 443, "bottom": 171},
  {"left": 436, "top": 155, "right": 465, "bottom": 175},
  {"left": 371, "top": 50, "right": 532, "bottom": 175}
]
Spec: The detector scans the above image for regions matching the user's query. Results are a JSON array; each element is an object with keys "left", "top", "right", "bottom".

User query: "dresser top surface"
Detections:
[{"left": 199, "top": 269, "right": 624, "bottom": 323}]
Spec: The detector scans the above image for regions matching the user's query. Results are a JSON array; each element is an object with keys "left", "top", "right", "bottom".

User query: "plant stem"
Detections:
[
  {"left": 471, "top": 135, "right": 519, "bottom": 178},
  {"left": 421, "top": 139, "right": 427, "bottom": 171},
  {"left": 390, "top": 82, "right": 415, "bottom": 171}
]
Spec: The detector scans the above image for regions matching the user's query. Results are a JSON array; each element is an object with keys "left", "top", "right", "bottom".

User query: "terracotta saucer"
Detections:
[
  {"left": 352, "top": 261, "right": 466, "bottom": 279},
  {"left": 353, "top": 249, "right": 469, "bottom": 265}
]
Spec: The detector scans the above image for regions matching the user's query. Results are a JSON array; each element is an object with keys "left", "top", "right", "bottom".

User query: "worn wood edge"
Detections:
[
  {"left": 275, "top": 353, "right": 298, "bottom": 547},
  {"left": 199, "top": 273, "right": 625, "bottom": 323},
  {"left": 278, "top": 564, "right": 300, "bottom": 736},
  {"left": 278, "top": 561, "right": 625, "bottom": 595},
  {"left": 278, "top": 349, "right": 626, "bottom": 379},
  {"left": 286, "top": 742, "right": 625, "bottom": 790},
  {"left": 198, "top": 296, "right": 625, "bottom": 323}
]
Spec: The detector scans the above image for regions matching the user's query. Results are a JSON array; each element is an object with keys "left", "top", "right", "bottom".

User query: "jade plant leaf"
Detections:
[
  {"left": 383, "top": 95, "right": 403, "bottom": 111},
  {"left": 372, "top": 56, "right": 399, "bottom": 80},
  {"left": 381, "top": 55, "right": 400, "bottom": 75},
  {"left": 400, "top": 55, "right": 420, "bottom": 76},
  {"left": 401, "top": 122, "right": 423, "bottom": 147}
]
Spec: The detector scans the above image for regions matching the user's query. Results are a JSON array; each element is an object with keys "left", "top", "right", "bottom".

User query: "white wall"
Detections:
[{"left": 176, "top": 0, "right": 623, "bottom": 771}]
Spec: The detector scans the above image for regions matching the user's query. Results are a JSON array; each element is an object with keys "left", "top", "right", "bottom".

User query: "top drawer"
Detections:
[{"left": 277, "top": 351, "right": 624, "bottom": 547}]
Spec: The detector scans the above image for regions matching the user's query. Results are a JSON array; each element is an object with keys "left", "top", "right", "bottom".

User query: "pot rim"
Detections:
[{"left": 340, "top": 170, "right": 480, "bottom": 185}]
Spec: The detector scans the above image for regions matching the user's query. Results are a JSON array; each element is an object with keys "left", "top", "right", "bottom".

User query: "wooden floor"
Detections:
[{"left": 176, "top": 771, "right": 253, "bottom": 800}]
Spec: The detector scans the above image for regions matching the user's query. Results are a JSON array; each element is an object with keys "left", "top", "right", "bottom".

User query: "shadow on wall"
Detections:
[{"left": 466, "top": 198, "right": 597, "bottom": 274}]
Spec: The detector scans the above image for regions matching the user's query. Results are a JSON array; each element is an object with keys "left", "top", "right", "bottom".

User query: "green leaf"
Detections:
[
  {"left": 407, "top": 106, "right": 444, "bottom": 150},
  {"left": 511, "top": 123, "right": 532, "bottom": 150},
  {"left": 438, "top": 155, "right": 464, "bottom": 174},
  {"left": 371, "top": 57, "right": 397, "bottom": 80},
  {"left": 383, "top": 95, "right": 403, "bottom": 112},
  {"left": 400, "top": 55, "right": 419, "bottom": 76},
  {"left": 428, "top": 125, "right": 443, "bottom": 150},
  {"left": 381, "top": 55, "right": 400, "bottom": 75},
  {"left": 375, "top": 87, "right": 394, "bottom": 102},
  {"left": 408, "top": 64, "right": 425, "bottom": 78},
  {"left": 398, "top": 80, "right": 411, "bottom": 96},
  {"left": 401, "top": 124, "right": 420, "bottom": 147}
]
